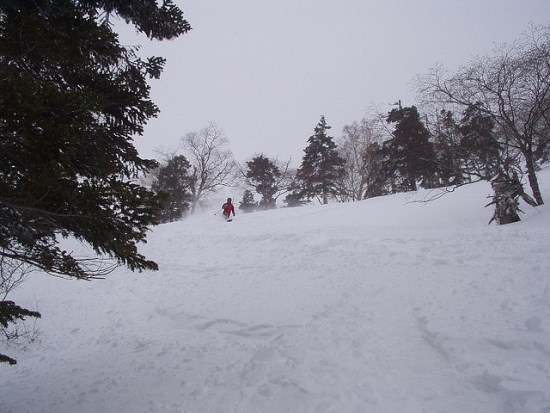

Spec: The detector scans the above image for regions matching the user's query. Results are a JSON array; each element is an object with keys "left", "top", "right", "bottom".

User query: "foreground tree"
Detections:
[
  {"left": 294, "top": 116, "right": 345, "bottom": 204},
  {"left": 0, "top": 1, "right": 190, "bottom": 364}
]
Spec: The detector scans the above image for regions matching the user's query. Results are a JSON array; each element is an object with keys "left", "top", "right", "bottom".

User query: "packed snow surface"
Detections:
[{"left": 2, "top": 169, "right": 550, "bottom": 413}]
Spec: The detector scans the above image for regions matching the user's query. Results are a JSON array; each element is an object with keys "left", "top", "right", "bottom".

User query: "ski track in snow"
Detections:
[{"left": 1, "top": 169, "right": 550, "bottom": 413}]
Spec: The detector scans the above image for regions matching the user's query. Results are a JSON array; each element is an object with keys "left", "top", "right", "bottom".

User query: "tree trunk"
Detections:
[
  {"left": 525, "top": 156, "right": 544, "bottom": 205},
  {"left": 190, "top": 199, "right": 198, "bottom": 214},
  {"left": 488, "top": 173, "right": 522, "bottom": 225}
]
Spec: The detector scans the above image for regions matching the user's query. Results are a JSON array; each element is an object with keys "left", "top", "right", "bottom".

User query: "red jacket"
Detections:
[{"left": 222, "top": 202, "right": 235, "bottom": 215}]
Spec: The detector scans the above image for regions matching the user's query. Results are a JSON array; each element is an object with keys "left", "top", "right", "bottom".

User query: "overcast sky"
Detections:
[{"left": 119, "top": 0, "right": 550, "bottom": 165}]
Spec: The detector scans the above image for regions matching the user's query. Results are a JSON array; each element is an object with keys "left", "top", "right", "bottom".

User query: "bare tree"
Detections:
[
  {"left": 0, "top": 254, "right": 34, "bottom": 301},
  {"left": 416, "top": 25, "right": 550, "bottom": 205},
  {"left": 1, "top": 253, "right": 40, "bottom": 364},
  {"left": 337, "top": 118, "right": 378, "bottom": 201},
  {"left": 338, "top": 108, "right": 402, "bottom": 200},
  {"left": 180, "top": 122, "right": 237, "bottom": 213}
]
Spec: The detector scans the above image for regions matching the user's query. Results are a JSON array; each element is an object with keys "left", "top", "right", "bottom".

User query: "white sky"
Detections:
[{"left": 118, "top": 0, "right": 550, "bottom": 165}]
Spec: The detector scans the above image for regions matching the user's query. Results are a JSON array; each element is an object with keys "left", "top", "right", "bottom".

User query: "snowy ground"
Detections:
[{"left": 1, "top": 168, "right": 550, "bottom": 413}]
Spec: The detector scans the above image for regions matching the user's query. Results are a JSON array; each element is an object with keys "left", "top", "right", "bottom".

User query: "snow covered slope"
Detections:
[{"left": 2, "top": 169, "right": 550, "bottom": 413}]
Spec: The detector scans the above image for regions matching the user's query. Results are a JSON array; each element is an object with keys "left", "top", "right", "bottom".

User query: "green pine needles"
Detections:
[{"left": 0, "top": 0, "right": 190, "bottom": 364}]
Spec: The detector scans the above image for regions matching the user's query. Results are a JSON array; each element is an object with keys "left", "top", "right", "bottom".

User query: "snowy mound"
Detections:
[{"left": 2, "top": 168, "right": 550, "bottom": 413}]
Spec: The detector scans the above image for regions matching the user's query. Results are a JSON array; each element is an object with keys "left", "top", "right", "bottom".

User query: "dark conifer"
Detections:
[
  {"left": 431, "top": 110, "right": 465, "bottom": 186},
  {"left": 245, "top": 155, "right": 280, "bottom": 209},
  {"left": 386, "top": 105, "right": 437, "bottom": 191},
  {"left": 295, "top": 116, "right": 346, "bottom": 204},
  {"left": 152, "top": 156, "right": 192, "bottom": 222},
  {"left": 364, "top": 142, "right": 393, "bottom": 198},
  {"left": 239, "top": 190, "right": 257, "bottom": 213},
  {"left": 0, "top": 0, "right": 190, "bottom": 363},
  {"left": 458, "top": 103, "right": 501, "bottom": 180}
]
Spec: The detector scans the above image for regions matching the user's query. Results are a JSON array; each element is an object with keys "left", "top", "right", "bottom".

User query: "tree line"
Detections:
[{"left": 152, "top": 24, "right": 549, "bottom": 225}]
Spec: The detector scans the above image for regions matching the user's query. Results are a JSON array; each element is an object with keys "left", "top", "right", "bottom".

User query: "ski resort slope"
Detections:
[{"left": 2, "top": 168, "right": 550, "bottom": 413}]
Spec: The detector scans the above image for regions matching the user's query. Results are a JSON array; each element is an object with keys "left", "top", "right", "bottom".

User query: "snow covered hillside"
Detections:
[{"left": 2, "top": 169, "right": 550, "bottom": 413}]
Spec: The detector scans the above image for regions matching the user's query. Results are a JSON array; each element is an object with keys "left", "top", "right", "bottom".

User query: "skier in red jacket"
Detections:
[{"left": 222, "top": 198, "right": 235, "bottom": 220}]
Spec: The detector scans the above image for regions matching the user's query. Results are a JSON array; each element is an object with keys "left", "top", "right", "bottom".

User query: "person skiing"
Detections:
[{"left": 222, "top": 198, "right": 235, "bottom": 220}]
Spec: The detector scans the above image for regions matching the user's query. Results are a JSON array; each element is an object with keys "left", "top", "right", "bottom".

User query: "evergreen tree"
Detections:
[
  {"left": 364, "top": 142, "right": 392, "bottom": 198},
  {"left": 0, "top": 1, "right": 190, "bottom": 364},
  {"left": 245, "top": 155, "right": 280, "bottom": 209},
  {"left": 431, "top": 110, "right": 465, "bottom": 186},
  {"left": 295, "top": 116, "right": 345, "bottom": 204},
  {"left": 386, "top": 104, "right": 437, "bottom": 191},
  {"left": 284, "top": 182, "right": 309, "bottom": 207},
  {"left": 458, "top": 103, "right": 501, "bottom": 180},
  {"left": 239, "top": 190, "right": 257, "bottom": 213},
  {"left": 152, "top": 155, "right": 191, "bottom": 223}
]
